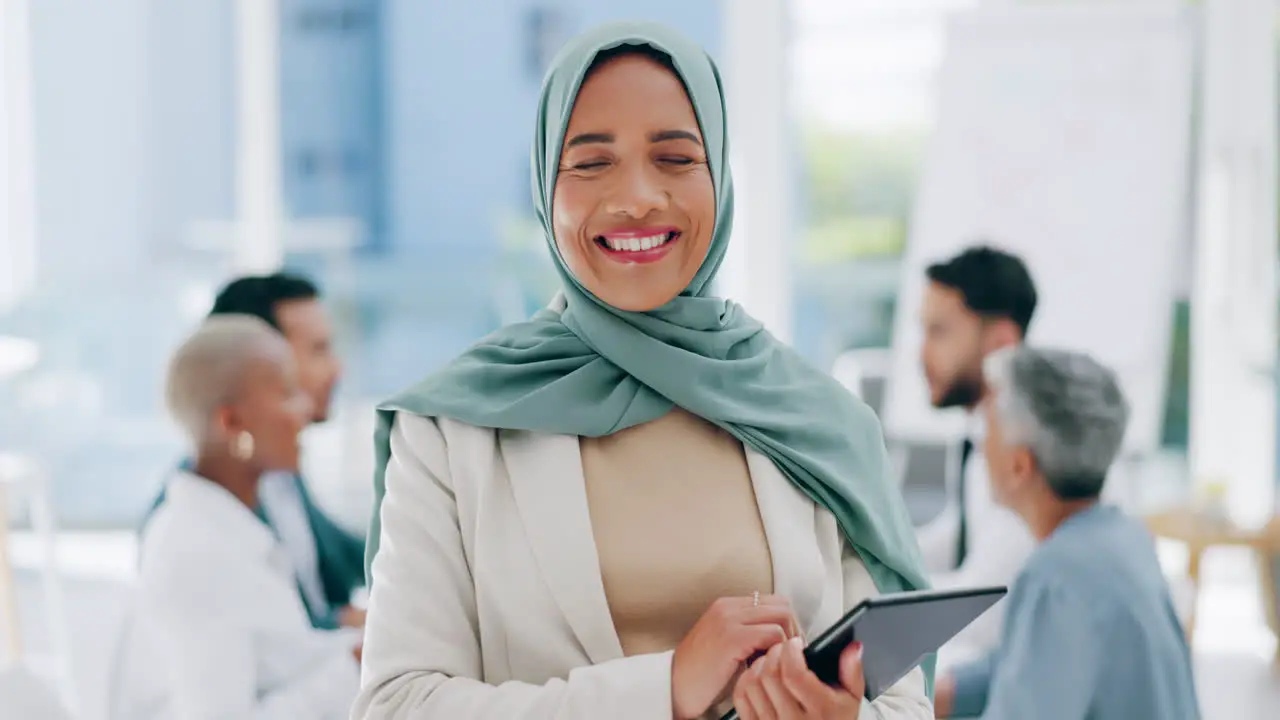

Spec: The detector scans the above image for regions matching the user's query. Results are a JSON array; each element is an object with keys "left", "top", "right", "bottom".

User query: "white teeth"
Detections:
[{"left": 605, "top": 233, "right": 671, "bottom": 252}]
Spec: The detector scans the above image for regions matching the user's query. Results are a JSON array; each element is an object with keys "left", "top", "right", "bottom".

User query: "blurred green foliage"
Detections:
[{"left": 800, "top": 124, "right": 926, "bottom": 265}]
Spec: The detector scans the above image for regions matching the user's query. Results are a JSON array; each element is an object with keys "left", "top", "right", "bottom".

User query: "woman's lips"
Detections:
[{"left": 595, "top": 227, "right": 681, "bottom": 264}]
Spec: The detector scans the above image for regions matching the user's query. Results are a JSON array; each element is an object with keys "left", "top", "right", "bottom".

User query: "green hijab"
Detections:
[{"left": 367, "top": 20, "right": 933, "bottom": 692}]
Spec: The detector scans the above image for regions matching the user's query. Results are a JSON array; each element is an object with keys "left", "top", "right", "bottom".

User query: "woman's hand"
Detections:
[
  {"left": 671, "top": 595, "right": 801, "bottom": 720},
  {"left": 338, "top": 605, "right": 368, "bottom": 629},
  {"left": 731, "top": 636, "right": 865, "bottom": 720}
]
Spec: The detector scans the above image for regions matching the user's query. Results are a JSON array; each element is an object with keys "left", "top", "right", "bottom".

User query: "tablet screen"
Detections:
[
  {"left": 720, "top": 586, "right": 1006, "bottom": 719},
  {"left": 807, "top": 587, "right": 1007, "bottom": 699}
]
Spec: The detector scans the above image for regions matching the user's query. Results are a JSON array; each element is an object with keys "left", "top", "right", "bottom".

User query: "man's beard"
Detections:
[{"left": 934, "top": 371, "right": 983, "bottom": 410}]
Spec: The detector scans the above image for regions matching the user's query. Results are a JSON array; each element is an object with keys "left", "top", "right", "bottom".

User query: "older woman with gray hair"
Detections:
[
  {"left": 933, "top": 347, "right": 1199, "bottom": 720},
  {"left": 114, "top": 315, "right": 361, "bottom": 720}
]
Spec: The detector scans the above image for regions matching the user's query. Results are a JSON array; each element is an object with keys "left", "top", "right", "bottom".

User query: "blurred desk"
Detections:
[
  {"left": 0, "top": 335, "right": 41, "bottom": 660},
  {"left": 0, "top": 469, "right": 18, "bottom": 664},
  {"left": 1144, "top": 507, "right": 1280, "bottom": 664},
  {"left": 0, "top": 454, "right": 75, "bottom": 712}
]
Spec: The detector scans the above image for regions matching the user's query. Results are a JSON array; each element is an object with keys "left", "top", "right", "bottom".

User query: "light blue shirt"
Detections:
[{"left": 950, "top": 504, "right": 1200, "bottom": 720}]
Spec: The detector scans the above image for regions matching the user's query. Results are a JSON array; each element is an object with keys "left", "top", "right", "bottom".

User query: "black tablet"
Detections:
[{"left": 720, "top": 585, "right": 1007, "bottom": 719}]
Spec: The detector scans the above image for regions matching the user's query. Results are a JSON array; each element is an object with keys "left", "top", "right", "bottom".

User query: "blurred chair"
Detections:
[
  {"left": 895, "top": 442, "right": 953, "bottom": 528},
  {"left": 831, "top": 347, "right": 893, "bottom": 412},
  {"left": 0, "top": 465, "right": 18, "bottom": 665},
  {"left": 0, "top": 664, "right": 72, "bottom": 719},
  {"left": 831, "top": 348, "right": 951, "bottom": 527},
  {"left": 0, "top": 453, "right": 76, "bottom": 711},
  {"left": 831, "top": 353, "right": 865, "bottom": 401}
]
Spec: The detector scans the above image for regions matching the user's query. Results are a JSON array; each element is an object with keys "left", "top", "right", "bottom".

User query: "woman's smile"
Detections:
[{"left": 594, "top": 225, "right": 682, "bottom": 264}]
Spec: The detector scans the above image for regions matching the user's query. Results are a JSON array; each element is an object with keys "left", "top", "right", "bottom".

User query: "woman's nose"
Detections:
[{"left": 603, "top": 166, "right": 667, "bottom": 219}]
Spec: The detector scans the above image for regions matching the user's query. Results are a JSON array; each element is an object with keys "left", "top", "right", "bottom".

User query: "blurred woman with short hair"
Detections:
[{"left": 115, "top": 315, "right": 361, "bottom": 719}]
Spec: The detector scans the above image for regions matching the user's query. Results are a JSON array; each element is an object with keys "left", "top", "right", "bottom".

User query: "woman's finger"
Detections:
[
  {"left": 735, "top": 622, "right": 790, "bottom": 659},
  {"left": 747, "top": 595, "right": 803, "bottom": 649},
  {"left": 741, "top": 667, "right": 779, "bottom": 720},
  {"left": 737, "top": 605, "right": 801, "bottom": 637},
  {"left": 732, "top": 676, "right": 754, "bottom": 720},
  {"left": 779, "top": 636, "right": 838, "bottom": 714},
  {"left": 721, "top": 593, "right": 791, "bottom": 613},
  {"left": 757, "top": 645, "right": 805, "bottom": 719},
  {"left": 718, "top": 595, "right": 800, "bottom": 643},
  {"left": 838, "top": 641, "right": 867, "bottom": 699}
]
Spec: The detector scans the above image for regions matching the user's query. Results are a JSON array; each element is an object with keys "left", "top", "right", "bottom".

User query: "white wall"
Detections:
[
  {"left": 720, "top": 0, "right": 794, "bottom": 341},
  {"left": 1189, "top": 0, "right": 1278, "bottom": 526},
  {"left": 0, "top": 0, "right": 38, "bottom": 313}
]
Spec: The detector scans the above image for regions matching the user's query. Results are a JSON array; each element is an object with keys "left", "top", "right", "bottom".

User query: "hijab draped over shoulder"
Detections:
[{"left": 366, "top": 19, "right": 932, "bottom": 688}]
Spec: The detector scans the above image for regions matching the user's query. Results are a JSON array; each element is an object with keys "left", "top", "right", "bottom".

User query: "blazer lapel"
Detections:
[
  {"left": 500, "top": 431, "right": 625, "bottom": 665},
  {"left": 746, "top": 450, "right": 826, "bottom": 633}
]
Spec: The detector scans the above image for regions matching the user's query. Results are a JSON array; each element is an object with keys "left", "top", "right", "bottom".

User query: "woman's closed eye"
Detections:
[
  {"left": 561, "top": 158, "right": 612, "bottom": 173},
  {"left": 561, "top": 154, "right": 704, "bottom": 174}
]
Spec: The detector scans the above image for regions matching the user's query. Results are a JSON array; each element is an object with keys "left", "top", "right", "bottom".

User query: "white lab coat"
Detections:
[
  {"left": 117, "top": 471, "right": 360, "bottom": 719},
  {"left": 352, "top": 413, "right": 932, "bottom": 720}
]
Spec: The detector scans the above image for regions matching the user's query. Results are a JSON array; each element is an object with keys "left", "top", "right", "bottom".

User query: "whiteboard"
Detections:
[{"left": 883, "top": 5, "right": 1196, "bottom": 452}]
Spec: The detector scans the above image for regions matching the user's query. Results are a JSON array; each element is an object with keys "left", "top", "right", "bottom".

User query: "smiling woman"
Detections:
[
  {"left": 552, "top": 46, "right": 715, "bottom": 312},
  {"left": 354, "top": 21, "right": 933, "bottom": 720}
]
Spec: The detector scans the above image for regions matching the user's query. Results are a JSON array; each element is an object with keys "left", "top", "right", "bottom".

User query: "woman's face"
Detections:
[
  {"left": 552, "top": 53, "right": 716, "bottom": 312},
  {"left": 224, "top": 355, "right": 312, "bottom": 473}
]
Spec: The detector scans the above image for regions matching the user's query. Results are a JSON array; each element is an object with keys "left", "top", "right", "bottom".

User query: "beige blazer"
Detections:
[{"left": 352, "top": 414, "right": 931, "bottom": 720}]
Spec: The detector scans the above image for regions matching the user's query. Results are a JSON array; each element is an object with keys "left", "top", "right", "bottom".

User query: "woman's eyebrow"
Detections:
[
  {"left": 649, "top": 129, "right": 702, "bottom": 146},
  {"left": 565, "top": 132, "right": 614, "bottom": 148},
  {"left": 564, "top": 130, "right": 703, "bottom": 148}
]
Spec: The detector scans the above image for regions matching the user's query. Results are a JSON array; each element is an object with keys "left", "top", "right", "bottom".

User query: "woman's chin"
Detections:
[
  {"left": 584, "top": 268, "right": 695, "bottom": 312},
  {"left": 595, "top": 289, "right": 681, "bottom": 313}
]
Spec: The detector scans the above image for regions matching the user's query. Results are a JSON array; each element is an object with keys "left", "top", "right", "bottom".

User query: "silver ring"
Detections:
[{"left": 752, "top": 590, "right": 760, "bottom": 607}]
